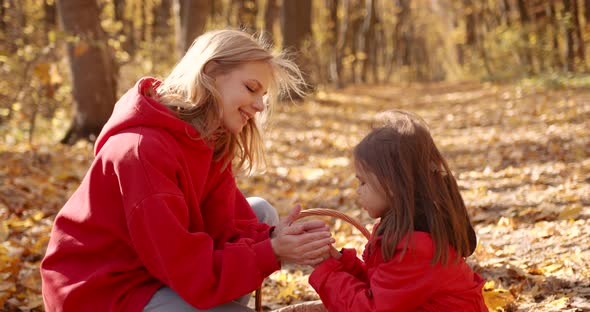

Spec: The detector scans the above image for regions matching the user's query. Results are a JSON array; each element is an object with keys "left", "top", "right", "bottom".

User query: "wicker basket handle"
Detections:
[
  {"left": 255, "top": 208, "right": 369, "bottom": 312},
  {"left": 294, "top": 208, "right": 371, "bottom": 240}
]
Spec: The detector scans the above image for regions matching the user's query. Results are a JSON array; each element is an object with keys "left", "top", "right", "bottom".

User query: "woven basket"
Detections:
[{"left": 255, "top": 208, "right": 369, "bottom": 312}]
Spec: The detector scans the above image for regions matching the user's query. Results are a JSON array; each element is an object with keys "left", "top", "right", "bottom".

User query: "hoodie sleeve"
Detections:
[
  {"left": 309, "top": 248, "right": 441, "bottom": 311},
  {"left": 110, "top": 130, "right": 279, "bottom": 309}
]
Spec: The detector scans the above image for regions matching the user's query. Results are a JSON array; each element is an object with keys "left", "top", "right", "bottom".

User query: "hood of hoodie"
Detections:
[{"left": 94, "top": 77, "right": 201, "bottom": 156}]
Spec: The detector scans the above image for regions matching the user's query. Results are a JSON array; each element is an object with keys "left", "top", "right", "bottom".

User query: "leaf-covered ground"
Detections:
[{"left": 1, "top": 82, "right": 589, "bottom": 311}]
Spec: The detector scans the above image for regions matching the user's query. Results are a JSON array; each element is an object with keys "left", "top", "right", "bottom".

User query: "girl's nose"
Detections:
[{"left": 253, "top": 96, "right": 265, "bottom": 112}]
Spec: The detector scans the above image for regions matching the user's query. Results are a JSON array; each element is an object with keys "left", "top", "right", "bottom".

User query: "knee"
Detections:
[{"left": 246, "top": 197, "right": 279, "bottom": 227}]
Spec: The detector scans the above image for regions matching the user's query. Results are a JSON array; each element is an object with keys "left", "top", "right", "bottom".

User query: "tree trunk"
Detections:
[
  {"left": 43, "top": 0, "right": 57, "bottom": 43},
  {"left": 140, "top": 0, "right": 147, "bottom": 42},
  {"left": 572, "top": 0, "right": 586, "bottom": 68},
  {"left": 517, "top": 0, "right": 534, "bottom": 73},
  {"left": 114, "top": 0, "right": 136, "bottom": 55},
  {"left": 564, "top": 0, "right": 577, "bottom": 71},
  {"left": 325, "top": 0, "right": 342, "bottom": 87},
  {"left": 502, "top": 0, "right": 512, "bottom": 26},
  {"left": 393, "top": 0, "right": 411, "bottom": 71},
  {"left": 263, "top": 0, "right": 278, "bottom": 45},
  {"left": 236, "top": 0, "right": 257, "bottom": 33},
  {"left": 360, "top": 0, "right": 376, "bottom": 83},
  {"left": 0, "top": 0, "right": 5, "bottom": 33},
  {"left": 280, "top": 0, "right": 312, "bottom": 94},
  {"left": 549, "top": 1, "right": 563, "bottom": 69},
  {"left": 174, "top": 0, "right": 209, "bottom": 56},
  {"left": 56, "top": 0, "right": 118, "bottom": 145},
  {"left": 153, "top": 0, "right": 172, "bottom": 40}
]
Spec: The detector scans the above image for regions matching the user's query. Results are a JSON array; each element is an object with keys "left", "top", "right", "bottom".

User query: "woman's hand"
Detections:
[
  {"left": 328, "top": 245, "right": 342, "bottom": 260},
  {"left": 271, "top": 205, "right": 334, "bottom": 266}
]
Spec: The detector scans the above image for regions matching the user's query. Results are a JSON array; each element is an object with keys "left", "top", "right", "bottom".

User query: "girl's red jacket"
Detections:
[
  {"left": 310, "top": 231, "right": 488, "bottom": 311},
  {"left": 40, "top": 78, "right": 280, "bottom": 311}
]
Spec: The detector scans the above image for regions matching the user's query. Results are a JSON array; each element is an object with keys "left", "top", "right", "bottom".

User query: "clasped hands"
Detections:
[{"left": 270, "top": 205, "right": 341, "bottom": 266}]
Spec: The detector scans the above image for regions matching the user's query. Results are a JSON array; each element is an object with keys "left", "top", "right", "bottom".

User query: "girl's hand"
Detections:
[
  {"left": 271, "top": 205, "right": 334, "bottom": 265},
  {"left": 309, "top": 245, "right": 342, "bottom": 269}
]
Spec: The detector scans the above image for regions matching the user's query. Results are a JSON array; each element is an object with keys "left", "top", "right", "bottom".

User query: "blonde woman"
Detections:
[{"left": 41, "top": 30, "right": 334, "bottom": 312}]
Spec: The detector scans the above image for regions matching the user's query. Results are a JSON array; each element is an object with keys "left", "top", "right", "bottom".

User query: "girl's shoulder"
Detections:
[{"left": 368, "top": 231, "right": 437, "bottom": 262}]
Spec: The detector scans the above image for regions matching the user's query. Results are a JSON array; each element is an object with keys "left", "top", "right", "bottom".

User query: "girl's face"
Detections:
[
  {"left": 214, "top": 61, "right": 272, "bottom": 134},
  {"left": 355, "top": 165, "right": 389, "bottom": 219}
]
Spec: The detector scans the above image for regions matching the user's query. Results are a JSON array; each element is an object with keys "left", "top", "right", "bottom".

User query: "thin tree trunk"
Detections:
[
  {"left": 263, "top": 0, "right": 278, "bottom": 45},
  {"left": 0, "top": 0, "right": 5, "bottom": 33},
  {"left": 140, "top": 0, "right": 147, "bottom": 42},
  {"left": 360, "top": 0, "right": 376, "bottom": 83},
  {"left": 236, "top": 0, "right": 257, "bottom": 33},
  {"left": 280, "top": 0, "right": 313, "bottom": 94},
  {"left": 325, "top": 0, "right": 342, "bottom": 87},
  {"left": 550, "top": 1, "right": 563, "bottom": 69},
  {"left": 564, "top": 0, "right": 577, "bottom": 71},
  {"left": 153, "top": 0, "right": 172, "bottom": 40},
  {"left": 43, "top": 0, "right": 57, "bottom": 43},
  {"left": 517, "top": 0, "right": 534, "bottom": 73},
  {"left": 56, "top": 0, "right": 118, "bottom": 145},
  {"left": 572, "top": 0, "right": 586, "bottom": 67},
  {"left": 175, "top": 0, "right": 209, "bottom": 55}
]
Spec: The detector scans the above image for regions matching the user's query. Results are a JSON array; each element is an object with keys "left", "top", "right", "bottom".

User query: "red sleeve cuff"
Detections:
[
  {"left": 309, "top": 258, "right": 341, "bottom": 289},
  {"left": 252, "top": 238, "right": 281, "bottom": 277},
  {"left": 339, "top": 248, "right": 358, "bottom": 270}
]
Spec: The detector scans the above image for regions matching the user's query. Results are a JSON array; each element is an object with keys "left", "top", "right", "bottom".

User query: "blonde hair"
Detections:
[{"left": 156, "top": 29, "right": 305, "bottom": 174}]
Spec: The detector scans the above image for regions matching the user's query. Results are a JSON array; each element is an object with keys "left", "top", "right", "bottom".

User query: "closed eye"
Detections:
[{"left": 245, "top": 85, "right": 256, "bottom": 93}]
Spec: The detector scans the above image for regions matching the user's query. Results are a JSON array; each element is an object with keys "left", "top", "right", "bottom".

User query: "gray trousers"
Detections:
[{"left": 143, "top": 197, "right": 279, "bottom": 312}]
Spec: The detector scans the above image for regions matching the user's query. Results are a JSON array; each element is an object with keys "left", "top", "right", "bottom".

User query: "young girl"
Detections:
[
  {"left": 309, "top": 110, "right": 488, "bottom": 311},
  {"left": 41, "top": 29, "right": 334, "bottom": 312}
]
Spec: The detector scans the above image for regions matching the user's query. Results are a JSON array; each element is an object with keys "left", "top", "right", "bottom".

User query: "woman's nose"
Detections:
[{"left": 253, "top": 96, "right": 265, "bottom": 112}]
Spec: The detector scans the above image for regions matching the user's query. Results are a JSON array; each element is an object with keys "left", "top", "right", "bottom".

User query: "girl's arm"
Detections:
[
  {"left": 309, "top": 247, "right": 441, "bottom": 311},
  {"left": 337, "top": 248, "right": 368, "bottom": 282}
]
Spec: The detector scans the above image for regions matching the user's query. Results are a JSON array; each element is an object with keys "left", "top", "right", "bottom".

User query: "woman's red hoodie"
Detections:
[{"left": 40, "top": 78, "right": 279, "bottom": 311}]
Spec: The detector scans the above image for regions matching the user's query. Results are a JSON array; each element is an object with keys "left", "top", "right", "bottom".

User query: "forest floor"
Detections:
[{"left": 1, "top": 82, "right": 589, "bottom": 311}]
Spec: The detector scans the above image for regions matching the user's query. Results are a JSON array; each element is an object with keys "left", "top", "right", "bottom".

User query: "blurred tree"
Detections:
[
  {"left": 56, "top": 0, "right": 118, "bottom": 145},
  {"left": 360, "top": 0, "right": 377, "bottom": 83},
  {"left": 325, "top": 0, "right": 342, "bottom": 87},
  {"left": 114, "top": 0, "right": 136, "bottom": 55},
  {"left": 549, "top": 1, "right": 564, "bottom": 69},
  {"left": 153, "top": 0, "right": 172, "bottom": 41},
  {"left": 517, "top": 0, "right": 534, "bottom": 73},
  {"left": 43, "top": 0, "right": 57, "bottom": 44},
  {"left": 174, "top": 0, "right": 208, "bottom": 55},
  {"left": 339, "top": 0, "right": 363, "bottom": 83},
  {"left": 571, "top": 0, "right": 586, "bottom": 68},
  {"left": 236, "top": 0, "right": 257, "bottom": 33},
  {"left": 263, "top": 0, "right": 278, "bottom": 45},
  {"left": 564, "top": 0, "right": 577, "bottom": 71},
  {"left": 0, "top": 0, "right": 5, "bottom": 33},
  {"left": 281, "top": 0, "right": 313, "bottom": 94}
]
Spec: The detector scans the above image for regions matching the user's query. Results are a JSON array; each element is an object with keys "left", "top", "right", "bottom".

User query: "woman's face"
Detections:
[
  {"left": 214, "top": 61, "right": 272, "bottom": 134},
  {"left": 355, "top": 165, "right": 389, "bottom": 219}
]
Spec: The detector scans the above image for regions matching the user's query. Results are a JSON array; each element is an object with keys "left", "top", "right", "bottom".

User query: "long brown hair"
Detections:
[{"left": 353, "top": 110, "right": 473, "bottom": 265}]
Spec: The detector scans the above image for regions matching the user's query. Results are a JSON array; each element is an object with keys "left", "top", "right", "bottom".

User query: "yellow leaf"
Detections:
[
  {"left": 558, "top": 205, "right": 582, "bottom": 220},
  {"left": 543, "top": 263, "right": 563, "bottom": 273},
  {"left": 33, "top": 63, "right": 51, "bottom": 85},
  {"left": 483, "top": 287, "right": 515, "bottom": 311},
  {"left": 0, "top": 222, "right": 8, "bottom": 242}
]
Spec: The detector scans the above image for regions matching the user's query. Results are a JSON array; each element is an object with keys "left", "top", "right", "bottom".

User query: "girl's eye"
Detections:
[{"left": 245, "top": 85, "right": 255, "bottom": 93}]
